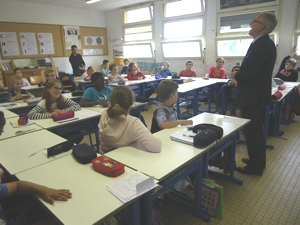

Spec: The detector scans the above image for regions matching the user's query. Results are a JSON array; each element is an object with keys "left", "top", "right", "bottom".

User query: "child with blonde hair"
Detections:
[{"left": 6, "top": 76, "right": 33, "bottom": 102}]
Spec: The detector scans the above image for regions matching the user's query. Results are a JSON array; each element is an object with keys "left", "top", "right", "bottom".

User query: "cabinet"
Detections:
[{"left": 3, "top": 68, "right": 44, "bottom": 87}]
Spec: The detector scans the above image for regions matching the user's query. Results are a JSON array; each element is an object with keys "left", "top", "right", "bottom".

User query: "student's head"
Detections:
[
  {"left": 123, "top": 59, "right": 129, "bottom": 66},
  {"left": 109, "top": 64, "right": 118, "bottom": 75},
  {"left": 216, "top": 58, "right": 225, "bottom": 67},
  {"left": 71, "top": 45, "right": 78, "bottom": 54},
  {"left": 87, "top": 66, "right": 95, "bottom": 76},
  {"left": 0, "top": 111, "right": 6, "bottom": 136},
  {"left": 44, "top": 69, "right": 57, "bottom": 81},
  {"left": 42, "top": 80, "right": 66, "bottom": 112},
  {"left": 231, "top": 66, "right": 241, "bottom": 72},
  {"left": 157, "top": 80, "right": 179, "bottom": 103},
  {"left": 107, "top": 86, "right": 135, "bottom": 120},
  {"left": 91, "top": 72, "right": 105, "bottom": 91},
  {"left": 102, "top": 60, "right": 109, "bottom": 68},
  {"left": 11, "top": 76, "right": 23, "bottom": 90},
  {"left": 185, "top": 60, "right": 193, "bottom": 70},
  {"left": 285, "top": 58, "right": 297, "bottom": 71},
  {"left": 128, "top": 62, "right": 137, "bottom": 73},
  {"left": 163, "top": 62, "right": 169, "bottom": 70},
  {"left": 14, "top": 68, "right": 22, "bottom": 77}
]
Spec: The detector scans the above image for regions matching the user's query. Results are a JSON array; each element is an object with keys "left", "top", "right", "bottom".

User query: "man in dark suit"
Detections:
[{"left": 230, "top": 12, "right": 277, "bottom": 175}]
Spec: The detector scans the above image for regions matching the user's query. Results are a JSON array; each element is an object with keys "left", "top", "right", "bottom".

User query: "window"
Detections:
[
  {"left": 123, "top": 6, "right": 153, "bottom": 24},
  {"left": 123, "top": 44, "right": 153, "bottom": 58},
  {"left": 217, "top": 35, "right": 275, "bottom": 57},
  {"left": 217, "top": 0, "right": 279, "bottom": 12},
  {"left": 124, "top": 25, "right": 152, "bottom": 42},
  {"left": 164, "top": 19, "right": 203, "bottom": 39},
  {"left": 162, "top": 41, "right": 202, "bottom": 58},
  {"left": 218, "top": 8, "right": 277, "bottom": 36},
  {"left": 164, "top": 0, "right": 203, "bottom": 18},
  {"left": 297, "top": 35, "right": 300, "bottom": 56}
]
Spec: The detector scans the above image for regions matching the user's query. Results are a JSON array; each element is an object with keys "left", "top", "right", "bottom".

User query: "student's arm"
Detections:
[
  {"left": 205, "top": 66, "right": 213, "bottom": 78},
  {"left": 137, "top": 72, "right": 145, "bottom": 79},
  {"left": 160, "top": 120, "right": 193, "bottom": 129},
  {"left": 127, "top": 72, "right": 138, "bottom": 80},
  {"left": 28, "top": 102, "right": 51, "bottom": 119},
  {"left": 289, "top": 46, "right": 298, "bottom": 58},
  {"left": 133, "top": 119, "right": 162, "bottom": 153},
  {"left": 63, "top": 98, "right": 81, "bottom": 112},
  {"left": 221, "top": 69, "right": 226, "bottom": 79},
  {"left": 5, "top": 181, "right": 72, "bottom": 205},
  {"left": 7, "top": 92, "right": 23, "bottom": 102},
  {"left": 48, "top": 55, "right": 58, "bottom": 78},
  {"left": 108, "top": 74, "right": 118, "bottom": 80},
  {"left": 166, "top": 68, "right": 172, "bottom": 76},
  {"left": 191, "top": 71, "right": 196, "bottom": 77},
  {"left": 79, "top": 55, "right": 86, "bottom": 72},
  {"left": 80, "top": 98, "right": 108, "bottom": 107}
]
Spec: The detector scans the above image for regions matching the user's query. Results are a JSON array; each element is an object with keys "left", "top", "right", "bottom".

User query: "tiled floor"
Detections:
[{"left": 87, "top": 103, "right": 300, "bottom": 225}]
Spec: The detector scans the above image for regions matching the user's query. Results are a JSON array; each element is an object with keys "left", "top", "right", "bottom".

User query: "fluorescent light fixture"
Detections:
[{"left": 86, "top": 0, "right": 101, "bottom": 4}]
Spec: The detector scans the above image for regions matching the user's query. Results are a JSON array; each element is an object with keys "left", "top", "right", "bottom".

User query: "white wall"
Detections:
[
  {"left": 0, "top": 0, "right": 107, "bottom": 73},
  {"left": 105, "top": 0, "right": 300, "bottom": 77}
]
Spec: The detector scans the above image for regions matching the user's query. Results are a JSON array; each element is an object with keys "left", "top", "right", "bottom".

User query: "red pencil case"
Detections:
[
  {"left": 52, "top": 110, "right": 74, "bottom": 122},
  {"left": 92, "top": 156, "right": 125, "bottom": 177}
]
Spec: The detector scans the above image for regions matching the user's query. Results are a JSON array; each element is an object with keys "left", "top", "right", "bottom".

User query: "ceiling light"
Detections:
[{"left": 86, "top": 0, "right": 101, "bottom": 4}]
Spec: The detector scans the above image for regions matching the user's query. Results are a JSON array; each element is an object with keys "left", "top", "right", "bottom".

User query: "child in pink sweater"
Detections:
[{"left": 98, "top": 86, "right": 162, "bottom": 154}]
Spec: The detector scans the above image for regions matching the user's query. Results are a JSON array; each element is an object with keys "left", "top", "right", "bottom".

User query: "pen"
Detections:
[
  {"left": 183, "top": 134, "right": 195, "bottom": 138},
  {"left": 28, "top": 148, "right": 46, "bottom": 157}
]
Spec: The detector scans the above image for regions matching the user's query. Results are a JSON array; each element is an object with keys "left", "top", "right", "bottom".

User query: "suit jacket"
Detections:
[{"left": 235, "top": 34, "right": 276, "bottom": 106}]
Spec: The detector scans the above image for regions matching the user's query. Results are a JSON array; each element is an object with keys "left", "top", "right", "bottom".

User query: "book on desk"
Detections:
[{"left": 170, "top": 129, "right": 195, "bottom": 145}]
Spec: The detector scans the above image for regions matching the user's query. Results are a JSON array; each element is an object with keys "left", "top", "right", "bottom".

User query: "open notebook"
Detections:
[{"left": 170, "top": 130, "right": 195, "bottom": 145}]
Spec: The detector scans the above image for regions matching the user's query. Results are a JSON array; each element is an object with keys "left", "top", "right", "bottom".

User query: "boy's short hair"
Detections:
[
  {"left": 71, "top": 45, "right": 77, "bottom": 50},
  {"left": 11, "top": 75, "right": 22, "bottom": 84},
  {"left": 286, "top": 58, "right": 297, "bottom": 67},
  {"left": 44, "top": 69, "right": 55, "bottom": 77},
  {"left": 91, "top": 72, "right": 104, "bottom": 83},
  {"left": 123, "top": 59, "right": 129, "bottom": 63},
  {"left": 103, "top": 60, "right": 109, "bottom": 64},
  {"left": 157, "top": 80, "right": 178, "bottom": 102},
  {"left": 231, "top": 66, "right": 241, "bottom": 72},
  {"left": 109, "top": 64, "right": 117, "bottom": 71},
  {"left": 14, "top": 68, "right": 21, "bottom": 74},
  {"left": 185, "top": 60, "right": 193, "bottom": 65}
]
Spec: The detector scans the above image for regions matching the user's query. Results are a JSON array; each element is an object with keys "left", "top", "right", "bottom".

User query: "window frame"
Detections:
[
  {"left": 162, "top": 0, "right": 205, "bottom": 19},
  {"left": 161, "top": 40, "right": 203, "bottom": 59},
  {"left": 122, "top": 43, "right": 154, "bottom": 59},
  {"left": 217, "top": 6, "right": 279, "bottom": 37},
  {"left": 215, "top": 34, "right": 276, "bottom": 59},
  {"left": 121, "top": 3, "right": 153, "bottom": 25},
  {"left": 217, "top": 0, "right": 280, "bottom": 13},
  {"left": 123, "top": 24, "right": 153, "bottom": 42}
]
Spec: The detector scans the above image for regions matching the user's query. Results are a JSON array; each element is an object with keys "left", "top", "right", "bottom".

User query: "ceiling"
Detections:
[{"left": 10, "top": 0, "right": 158, "bottom": 12}]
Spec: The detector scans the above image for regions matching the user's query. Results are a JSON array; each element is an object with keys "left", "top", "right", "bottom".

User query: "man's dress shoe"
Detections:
[{"left": 235, "top": 165, "right": 263, "bottom": 176}]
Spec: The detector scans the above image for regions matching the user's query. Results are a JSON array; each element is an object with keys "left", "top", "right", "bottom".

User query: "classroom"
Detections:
[{"left": 0, "top": 0, "right": 300, "bottom": 224}]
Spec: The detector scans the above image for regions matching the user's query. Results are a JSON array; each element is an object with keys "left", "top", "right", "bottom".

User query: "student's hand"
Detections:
[
  {"left": 138, "top": 76, "right": 143, "bottom": 80},
  {"left": 151, "top": 74, "right": 155, "bottom": 77},
  {"left": 182, "top": 120, "right": 193, "bottom": 125},
  {"left": 293, "top": 46, "right": 298, "bottom": 54},
  {"left": 27, "top": 92, "right": 34, "bottom": 99},
  {"left": 79, "top": 67, "right": 86, "bottom": 72},
  {"left": 15, "top": 93, "right": 23, "bottom": 100},
  {"left": 136, "top": 67, "right": 140, "bottom": 72},
  {"left": 48, "top": 55, "right": 53, "bottom": 60},
  {"left": 98, "top": 102, "right": 109, "bottom": 107},
  {"left": 39, "top": 187, "right": 72, "bottom": 205},
  {"left": 229, "top": 79, "right": 237, "bottom": 87}
]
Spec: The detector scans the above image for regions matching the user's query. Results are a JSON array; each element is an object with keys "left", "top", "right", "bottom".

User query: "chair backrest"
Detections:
[{"left": 29, "top": 76, "right": 43, "bottom": 85}]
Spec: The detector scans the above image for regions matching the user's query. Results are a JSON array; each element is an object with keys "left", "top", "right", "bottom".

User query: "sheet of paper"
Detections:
[
  {"left": 222, "top": 116, "right": 244, "bottom": 125},
  {"left": 75, "top": 110, "right": 101, "bottom": 117}
]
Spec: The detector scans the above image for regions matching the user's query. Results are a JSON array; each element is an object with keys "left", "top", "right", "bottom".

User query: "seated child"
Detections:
[
  {"left": 159, "top": 61, "right": 172, "bottom": 78},
  {"left": 41, "top": 55, "right": 59, "bottom": 83},
  {"left": 179, "top": 60, "right": 196, "bottom": 77},
  {"left": 127, "top": 62, "right": 145, "bottom": 80},
  {"left": 108, "top": 64, "right": 128, "bottom": 84},
  {"left": 80, "top": 72, "right": 112, "bottom": 107},
  {"left": 150, "top": 80, "right": 193, "bottom": 133},
  {"left": 120, "top": 58, "right": 129, "bottom": 74},
  {"left": 101, "top": 59, "right": 110, "bottom": 77},
  {"left": 6, "top": 76, "right": 34, "bottom": 102},
  {"left": 80, "top": 66, "right": 95, "bottom": 80},
  {"left": 28, "top": 80, "right": 80, "bottom": 119},
  {"left": 224, "top": 66, "right": 241, "bottom": 117},
  {"left": 274, "top": 46, "right": 298, "bottom": 82},
  {"left": 44, "top": 69, "right": 69, "bottom": 94},
  {"left": 98, "top": 86, "right": 162, "bottom": 154},
  {"left": 14, "top": 68, "right": 31, "bottom": 87}
]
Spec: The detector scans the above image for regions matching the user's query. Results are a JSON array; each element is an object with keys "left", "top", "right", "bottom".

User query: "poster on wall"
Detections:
[
  {"left": 19, "top": 32, "right": 38, "bottom": 55},
  {"left": 37, "top": 33, "right": 55, "bottom": 54},
  {"left": 63, "top": 26, "right": 81, "bottom": 50},
  {"left": 0, "top": 32, "right": 20, "bottom": 56},
  {"left": 84, "top": 36, "right": 104, "bottom": 45}
]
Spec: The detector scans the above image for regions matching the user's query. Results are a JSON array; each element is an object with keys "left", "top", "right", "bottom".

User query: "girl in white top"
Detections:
[
  {"left": 14, "top": 68, "right": 31, "bottom": 87},
  {"left": 98, "top": 86, "right": 162, "bottom": 154}
]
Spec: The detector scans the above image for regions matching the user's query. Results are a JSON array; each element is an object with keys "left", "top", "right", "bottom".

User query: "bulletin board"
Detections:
[
  {"left": 0, "top": 22, "right": 64, "bottom": 59},
  {"left": 61, "top": 25, "right": 108, "bottom": 57}
]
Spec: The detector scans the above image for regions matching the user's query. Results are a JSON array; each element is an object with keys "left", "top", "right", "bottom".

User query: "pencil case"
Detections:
[
  {"left": 92, "top": 156, "right": 125, "bottom": 177},
  {"left": 52, "top": 110, "right": 74, "bottom": 122},
  {"left": 72, "top": 143, "right": 97, "bottom": 164}
]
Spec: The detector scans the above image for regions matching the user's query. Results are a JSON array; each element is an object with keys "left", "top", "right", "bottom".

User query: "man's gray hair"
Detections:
[{"left": 261, "top": 12, "right": 278, "bottom": 34}]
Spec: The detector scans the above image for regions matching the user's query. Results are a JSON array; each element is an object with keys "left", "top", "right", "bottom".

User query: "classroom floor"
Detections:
[{"left": 84, "top": 103, "right": 300, "bottom": 225}]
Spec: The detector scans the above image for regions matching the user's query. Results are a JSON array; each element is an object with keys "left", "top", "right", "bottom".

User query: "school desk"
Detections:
[
  {"left": 109, "top": 80, "right": 143, "bottom": 96},
  {"left": 32, "top": 108, "right": 100, "bottom": 147},
  {"left": 0, "top": 129, "right": 68, "bottom": 175},
  {"left": 105, "top": 113, "right": 249, "bottom": 224},
  {"left": 17, "top": 154, "right": 142, "bottom": 225},
  {"left": 0, "top": 108, "right": 18, "bottom": 119},
  {"left": 0, "top": 117, "right": 42, "bottom": 141},
  {"left": 21, "top": 84, "right": 44, "bottom": 95}
]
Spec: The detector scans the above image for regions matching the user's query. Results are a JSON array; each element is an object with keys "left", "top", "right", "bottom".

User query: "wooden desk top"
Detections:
[
  {"left": 17, "top": 154, "right": 138, "bottom": 225},
  {"left": 0, "top": 130, "right": 68, "bottom": 175},
  {"left": 106, "top": 113, "right": 249, "bottom": 181}
]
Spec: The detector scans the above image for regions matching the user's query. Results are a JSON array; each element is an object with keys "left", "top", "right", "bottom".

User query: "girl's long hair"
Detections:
[{"left": 42, "top": 80, "right": 66, "bottom": 112}]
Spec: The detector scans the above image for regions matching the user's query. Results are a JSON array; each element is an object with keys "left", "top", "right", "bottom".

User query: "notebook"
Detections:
[{"left": 170, "top": 130, "right": 195, "bottom": 145}]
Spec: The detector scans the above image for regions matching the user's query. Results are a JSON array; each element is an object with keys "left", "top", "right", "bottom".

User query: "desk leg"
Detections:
[
  {"left": 263, "top": 105, "right": 274, "bottom": 149},
  {"left": 193, "top": 90, "right": 199, "bottom": 116},
  {"left": 115, "top": 200, "right": 140, "bottom": 225},
  {"left": 273, "top": 101, "right": 284, "bottom": 136}
]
